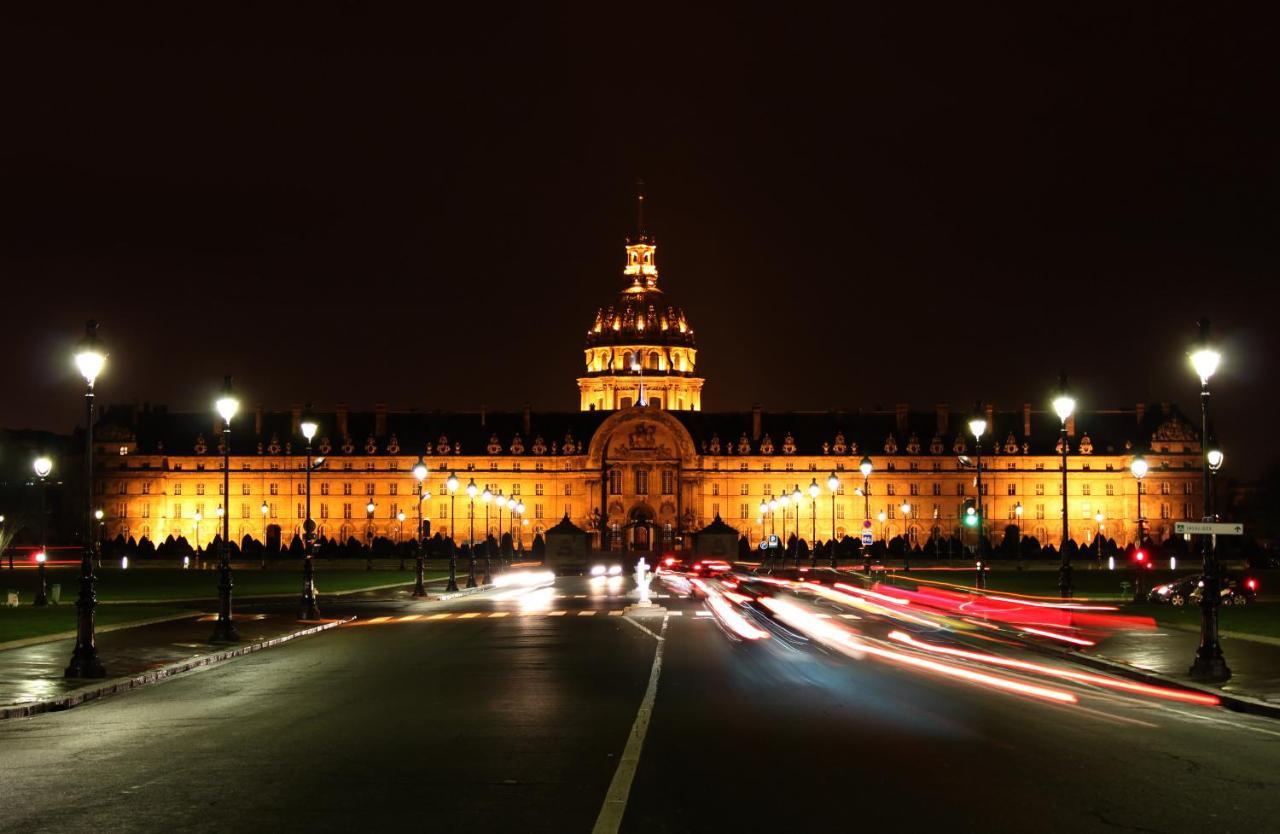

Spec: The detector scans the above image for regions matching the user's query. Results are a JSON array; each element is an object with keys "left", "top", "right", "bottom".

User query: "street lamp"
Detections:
[
  {"left": 67, "top": 320, "right": 108, "bottom": 676},
  {"left": 900, "top": 501, "right": 913, "bottom": 572},
  {"left": 193, "top": 510, "right": 203, "bottom": 566},
  {"left": 259, "top": 500, "right": 269, "bottom": 569},
  {"left": 94, "top": 508, "right": 105, "bottom": 567},
  {"left": 807, "top": 479, "right": 820, "bottom": 567},
  {"left": 1207, "top": 442, "right": 1224, "bottom": 521},
  {"left": 1052, "top": 374, "right": 1077, "bottom": 598},
  {"left": 396, "top": 509, "right": 407, "bottom": 568},
  {"left": 790, "top": 485, "right": 803, "bottom": 567},
  {"left": 1189, "top": 318, "right": 1229, "bottom": 681},
  {"left": 495, "top": 492, "right": 508, "bottom": 572},
  {"left": 480, "top": 486, "right": 493, "bottom": 584},
  {"left": 1130, "top": 453, "right": 1148, "bottom": 546},
  {"left": 299, "top": 407, "right": 320, "bottom": 619},
  {"left": 968, "top": 409, "right": 987, "bottom": 589},
  {"left": 445, "top": 472, "right": 460, "bottom": 592},
  {"left": 211, "top": 376, "right": 240, "bottom": 642},
  {"left": 515, "top": 500, "right": 525, "bottom": 552},
  {"left": 412, "top": 457, "right": 430, "bottom": 596},
  {"left": 1094, "top": 510, "right": 1105, "bottom": 560},
  {"left": 32, "top": 456, "right": 52, "bottom": 606},
  {"left": 365, "top": 499, "right": 377, "bottom": 570},
  {"left": 465, "top": 478, "right": 478, "bottom": 588}
]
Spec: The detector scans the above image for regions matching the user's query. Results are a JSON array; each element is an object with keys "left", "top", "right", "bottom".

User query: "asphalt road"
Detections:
[{"left": 0, "top": 573, "right": 1277, "bottom": 833}]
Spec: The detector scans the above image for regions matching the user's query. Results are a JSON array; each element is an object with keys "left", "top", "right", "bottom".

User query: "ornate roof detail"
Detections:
[
  {"left": 759, "top": 433, "right": 775, "bottom": 455},
  {"left": 1004, "top": 433, "right": 1020, "bottom": 454},
  {"left": 1152, "top": 417, "right": 1197, "bottom": 443},
  {"left": 194, "top": 434, "right": 207, "bottom": 455},
  {"left": 486, "top": 434, "right": 502, "bottom": 454},
  {"left": 341, "top": 436, "right": 354, "bottom": 454},
  {"left": 1078, "top": 434, "right": 1093, "bottom": 455},
  {"left": 884, "top": 434, "right": 899, "bottom": 454},
  {"left": 364, "top": 435, "right": 377, "bottom": 454},
  {"left": 563, "top": 432, "right": 577, "bottom": 455},
  {"left": 929, "top": 434, "right": 945, "bottom": 455},
  {"left": 782, "top": 433, "right": 797, "bottom": 455},
  {"left": 267, "top": 433, "right": 281, "bottom": 455},
  {"left": 318, "top": 436, "right": 331, "bottom": 455},
  {"left": 386, "top": 434, "right": 400, "bottom": 454},
  {"left": 532, "top": 435, "right": 547, "bottom": 455},
  {"left": 832, "top": 432, "right": 847, "bottom": 455},
  {"left": 906, "top": 433, "right": 921, "bottom": 454},
  {"left": 736, "top": 433, "right": 752, "bottom": 455},
  {"left": 510, "top": 434, "right": 525, "bottom": 455},
  {"left": 436, "top": 436, "right": 451, "bottom": 455},
  {"left": 953, "top": 435, "right": 967, "bottom": 454},
  {"left": 1056, "top": 437, "right": 1070, "bottom": 454},
  {"left": 708, "top": 433, "right": 721, "bottom": 455}
]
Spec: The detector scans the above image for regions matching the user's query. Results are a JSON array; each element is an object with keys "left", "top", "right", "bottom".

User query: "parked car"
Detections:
[{"left": 1147, "top": 574, "right": 1258, "bottom": 606}]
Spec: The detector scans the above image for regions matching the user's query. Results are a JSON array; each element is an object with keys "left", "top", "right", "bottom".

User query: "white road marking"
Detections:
[{"left": 594, "top": 613, "right": 669, "bottom": 834}]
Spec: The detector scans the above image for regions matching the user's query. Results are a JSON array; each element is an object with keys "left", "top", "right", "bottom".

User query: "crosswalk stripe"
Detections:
[
  {"left": 609, "top": 610, "right": 625, "bottom": 616},
  {"left": 398, "top": 615, "right": 423, "bottom": 622},
  {"left": 578, "top": 610, "right": 597, "bottom": 616},
  {"left": 488, "top": 612, "right": 510, "bottom": 618},
  {"left": 367, "top": 616, "right": 391, "bottom": 624},
  {"left": 458, "top": 612, "right": 481, "bottom": 619},
  {"left": 548, "top": 611, "right": 567, "bottom": 616},
  {"left": 427, "top": 613, "right": 452, "bottom": 620}
]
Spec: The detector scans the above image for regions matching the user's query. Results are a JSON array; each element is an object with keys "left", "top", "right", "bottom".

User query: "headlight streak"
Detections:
[
  {"left": 1019, "top": 626, "right": 1096, "bottom": 647},
  {"left": 691, "top": 577, "right": 769, "bottom": 641},
  {"left": 756, "top": 596, "right": 1077, "bottom": 705},
  {"left": 886, "top": 631, "right": 1220, "bottom": 707}
]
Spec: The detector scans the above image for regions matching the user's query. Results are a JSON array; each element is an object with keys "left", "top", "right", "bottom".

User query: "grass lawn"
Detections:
[
  {"left": 0, "top": 604, "right": 195, "bottom": 644},
  {"left": 1125, "top": 601, "right": 1280, "bottom": 640},
  {"left": 0, "top": 568, "right": 443, "bottom": 603}
]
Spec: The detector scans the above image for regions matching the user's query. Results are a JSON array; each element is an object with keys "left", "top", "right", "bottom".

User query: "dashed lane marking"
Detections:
[
  {"left": 426, "top": 613, "right": 452, "bottom": 620},
  {"left": 488, "top": 612, "right": 509, "bottom": 618},
  {"left": 457, "top": 613, "right": 481, "bottom": 619},
  {"left": 578, "top": 610, "right": 597, "bottom": 616},
  {"left": 609, "top": 610, "right": 625, "bottom": 616},
  {"left": 548, "top": 611, "right": 567, "bottom": 616},
  {"left": 398, "top": 615, "right": 423, "bottom": 622}
]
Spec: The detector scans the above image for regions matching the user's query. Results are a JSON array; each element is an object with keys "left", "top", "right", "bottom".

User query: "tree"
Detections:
[
  {"left": 1002, "top": 525, "right": 1021, "bottom": 560},
  {"left": 532, "top": 533, "right": 546, "bottom": 561},
  {"left": 737, "top": 535, "right": 751, "bottom": 561}
]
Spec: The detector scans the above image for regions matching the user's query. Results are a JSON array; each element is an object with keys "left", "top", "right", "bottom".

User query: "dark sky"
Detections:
[{"left": 1, "top": 6, "right": 1277, "bottom": 474}]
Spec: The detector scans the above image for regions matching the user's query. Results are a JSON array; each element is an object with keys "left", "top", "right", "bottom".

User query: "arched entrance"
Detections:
[{"left": 626, "top": 504, "right": 657, "bottom": 553}]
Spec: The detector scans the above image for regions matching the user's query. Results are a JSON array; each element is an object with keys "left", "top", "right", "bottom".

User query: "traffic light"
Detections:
[
  {"left": 1134, "top": 549, "right": 1147, "bottom": 566},
  {"left": 962, "top": 499, "right": 979, "bottom": 527}
]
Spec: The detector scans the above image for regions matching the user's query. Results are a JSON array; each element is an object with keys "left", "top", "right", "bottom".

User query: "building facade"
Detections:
[{"left": 92, "top": 215, "right": 1205, "bottom": 553}]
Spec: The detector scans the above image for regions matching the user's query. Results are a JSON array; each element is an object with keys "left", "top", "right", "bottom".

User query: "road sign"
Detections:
[
  {"left": 1174, "top": 521, "right": 1243, "bottom": 536},
  {"left": 861, "top": 530, "right": 874, "bottom": 546},
  {"left": 862, "top": 520, "right": 872, "bottom": 529}
]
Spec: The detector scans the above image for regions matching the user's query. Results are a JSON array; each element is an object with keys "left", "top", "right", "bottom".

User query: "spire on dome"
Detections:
[{"left": 624, "top": 179, "right": 658, "bottom": 289}]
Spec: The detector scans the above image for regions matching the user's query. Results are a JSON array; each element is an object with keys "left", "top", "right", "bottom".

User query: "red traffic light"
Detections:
[{"left": 1134, "top": 550, "right": 1146, "bottom": 563}]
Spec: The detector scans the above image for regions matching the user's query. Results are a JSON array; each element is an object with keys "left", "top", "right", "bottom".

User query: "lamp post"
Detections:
[
  {"left": 32, "top": 457, "right": 52, "bottom": 606},
  {"left": 826, "top": 472, "right": 840, "bottom": 569},
  {"left": 480, "top": 486, "right": 493, "bottom": 585},
  {"left": 790, "top": 485, "right": 803, "bottom": 567},
  {"left": 1189, "top": 318, "right": 1229, "bottom": 681},
  {"left": 1, "top": 515, "right": 8, "bottom": 571},
  {"left": 515, "top": 500, "right": 526, "bottom": 553},
  {"left": 877, "top": 510, "right": 887, "bottom": 543},
  {"left": 465, "top": 479, "right": 478, "bottom": 588},
  {"left": 495, "top": 492, "right": 507, "bottom": 572},
  {"left": 778, "top": 490, "right": 790, "bottom": 558},
  {"left": 299, "top": 409, "right": 320, "bottom": 619},
  {"left": 968, "top": 411, "right": 988, "bottom": 590},
  {"left": 412, "top": 458, "right": 430, "bottom": 596},
  {"left": 445, "top": 472, "right": 460, "bottom": 592},
  {"left": 1094, "top": 510, "right": 1105, "bottom": 560},
  {"left": 365, "top": 499, "right": 376, "bottom": 570},
  {"left": 396, "top": 510, "right": 406, "bottom": 570},
  {"left": 94, "top": 508, "right": 105, "bottom": 568},
  {"left": 901, "top": 501, "right": 912, "bottom": 572},
  {"left": 193, "top": 511, "right": 202, "bottom": 567},
  {"left": 807, "top": 479, "right": 820, "bottom": 567},
  {"left": 211, "top": 376, "right": 240, "bottom": 642},
  {"left": 1130, "top": 453, "right": 1148, "bottom": 546},
  {"left": 66, "top": 321, "right": 108, "bottom": 675},
  {"left": 1052, "top": 374, "right": 1076, "bottom": 598},
  {"left": 758, "top": 499, "right": 769, "bottom": 539},
  {"left": 259, "top": 500, "right": 269, "bottom": 569}
]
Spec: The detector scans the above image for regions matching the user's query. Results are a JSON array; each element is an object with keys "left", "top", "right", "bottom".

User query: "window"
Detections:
[
  {"left": 564, "top": 484, "right": 572, "bottom": 496},
  {"left": 439, "top": 503, "right": 448, "bottom": 518},
  {"left": 389, "top": 483, "right": 398, "bottom": 496},
  {"left": 321, "top": 504, "right": 329, "bottom": 519},
  {"left": 711, "top": 502, "right": 720, "bottom": 517},
  {"left": 635, "top": 470, "right": 649, "bottom": 494},
  {"left": 240, "top": 503, "right": 249, "bottom": 519},
  {"left": 711, "top": 483, "right": 720, "bottom": 496},
  {"left": 1036, "top": 504, "right": 1045, "bottom": 519},
  {"left": 197, "top": 484, "right": 205, "bottom": 495},
  {"left": 1035, "top": 483, "right": 1045, "bottom": 496},
  {"left": 270, "top": 504, "right": 277, "bottom": 519},
  {"left": 141, "top": 504, "right": 150, "bottom": 518},
  {"left": 886, "top": 484, "right": 896, "bottom": 496},
  {"left": 196, "top": 503, "right": 205, "bottom": 517},
  {"left": 321, "top": 483, "right": 330, "bottom": 496},
  {"left": 1105, "top": 484, "right": 1114, "bottom": 496},
  {"left": 740, "top": 484, "right": 749, "bottom": 495},
  {"left": 762, "top": 462, "right": 771, "bottom": 471},
  {"left": 980, "top": 483, "right": 988, "bottom": 496},
  {"left": 740, "top": 503, "right": 750, "bottom": 519},
  {"left": 763, "top": 484, "right": 773, "bottom": 497},
  {"left": 1183, "top": 482, "right": 1193, "bottom": 495},
  {"left": 174, "top": 484, "right": 182, "bottom": 496},
  {"left": 1082, "top": 484, "right": 1091, "bottom": 496},
  {"left": 297, "top": 483, "right": 306, "bottom": 495},
  {"left": 836, "top": 505, "right": 845, "bottom": 519},
  {"left": 932, "top": 483, "right": 941, "bottom": 496},
  {"left": 909, "top": 483, "right": 919, "bottom": 496},
  {"left": 142, "top": 483, "right": 151, "bottom": 495},
  {"left": 1182, "top": 502, "right": 1192, "bottom": 519},
  {"left": 511, "top": 484, "right": 521, "bottom": 495},
  {"left": 535, "top": 503, "right": 544, "bottom": 519},
  {"left": 365, "top": 483, "right": 376, "bottom": 496},
  {"left": 956, "top": 483, "right": 965, "bottom": 495},
  {"left": 297, "top": 503, "right": 304, "bottom": 519},
  {"left": 662, "top": 470, "right": 675, "bottom": 495},
  {"left": 118, "top": 482, "right": 127, "bottom": 494},
  {"left": 270, "top": 483, "right": 278, "bottom": 495},
  {"left": 739, "top": 462, "right": 748, "bottom": 472},
  {"left": 535, "top": 483, "right": 545, "bottom": 496},
  {"left": 887, "top": 505, "right": 895, "bottom": 519},
  {"left": 1160, "top": 482, "right": 1170, "bottom": 495},
  {"left": 1007, "top": 483, "right": 1017, "bottom": 495},
  {"left": 173, "top": 503, "right": 182, "bottom": 518},
  {"left": 535, "top": 462, "right": 544, "bottom": 472},
  {"left": 240, "top": 483, "right": 249, "bottom": 495},
  {"left": 343, "top": 503, "right": 353, "bottom": 519},
  {"left": 608, "top": 469, "right": 622, "bottom": 495},
  {"left": 1160, "top": 503, "right": 1170, "bottom": 519}
]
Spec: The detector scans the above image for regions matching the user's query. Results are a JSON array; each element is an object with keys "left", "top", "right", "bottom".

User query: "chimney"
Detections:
[
  {"left": 984, "top": 403, "right": 994, "bottom": 430},
  {"left": 935, "top": 404, "right": 949, "bottom": 435},
  {"left": 1066, "top": 415, "right": 1076, "bottom": 437},
  {"left": 480, "top": 405, "right": 486, "bottom": 427},
  {"left": 255, "top": 405, "right": 264, "bottom": 436},
  {"left": 337, "top": 403, "right": 350, "bottom": 439},
  {"left": 375, "top": 402, "right": 388, "bottom": 437},
  {"left": 751, "top": 405, "right": 762, "bottom": 442},
  {"left": 895, "top": 403, "right": 909, "bottom": 436},
  {"left": 1022, "top": 403, "right": 1031, "bottom": 438},
  {"left": 290, "top": 403, "right": 301, "bottom": 436},
  {"left": 1136, "top": 402, "right": 1146, "bottom": 425},
  {"left": 522, "top": 402, "right": 531, "bottom": 437}
]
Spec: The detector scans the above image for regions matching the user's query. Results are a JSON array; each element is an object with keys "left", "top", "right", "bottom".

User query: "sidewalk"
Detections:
[
  {"left": 0, "top": 612, "right": 335, "bottom": 713},
  {"left": 1087, "top": 627, "right": 1280, "bottom": 706}
]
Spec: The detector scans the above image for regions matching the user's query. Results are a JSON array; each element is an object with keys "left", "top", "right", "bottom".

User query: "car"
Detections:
[
  {"left": 1147, "top": 574, "right": 1258, "bottom": 606},
  {"left": 656, "top": 556, "right": 731, "bottom": 577}
]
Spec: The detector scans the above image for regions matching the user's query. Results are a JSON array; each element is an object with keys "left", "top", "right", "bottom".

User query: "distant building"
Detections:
[{"left": 90, "top": 200, "right": 1205, "bottom": 553}]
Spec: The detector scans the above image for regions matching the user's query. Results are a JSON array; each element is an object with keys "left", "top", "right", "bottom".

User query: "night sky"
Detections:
[{"left": 2, "top": 7, "right": 1277, "bottom": 475}]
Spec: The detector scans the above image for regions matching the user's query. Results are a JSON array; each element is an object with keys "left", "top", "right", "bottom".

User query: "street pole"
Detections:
[
  {"left": 446, "top": 473, "right": 459, "bottom": 593},
  {"left": 33, "top": 458, "right": 51, "bottom": 606},
  {"left": 1053, "top": 374, "right": 1076, "bottom": 599},
  {"left": 969, "top": 410, "right": 987, "bottom": 591},
  {"left": 482, "top": 489, "right": 493, "bottom": 585},
  {"left": 211, "top": 375, "right": 239, "bottom": 642},
  {"left": 67, "top": 321, "right": 107, "bottom": 676},
  {"left": 300, "top": 409, "right": 320, "bottom": 620},
  {"left": 1189, "top": 318, "right": 1229, "bottom": 681},
  {"left": 466, "top": 479, "right": 477, "bottom": 588}
]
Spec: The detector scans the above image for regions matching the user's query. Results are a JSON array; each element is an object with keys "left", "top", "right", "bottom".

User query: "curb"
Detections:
[
  {"left": 94, "top": 578, "right": 441, "bottom": 606},
  {"left": 431, "top": 583, "right": 496, "bottom": 601},
  {"left": 0, "top": 617, "right": 351, "bottom": 721},
  {"left": 1059, "top": 648, "right": 1280, "bottom": 720},
  {"left": 1157, "top": 622, "right": 1280, "bottom": 648},
  {"left": 0, "top": 611, "right": 205, "bottom": 652}
]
